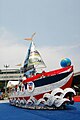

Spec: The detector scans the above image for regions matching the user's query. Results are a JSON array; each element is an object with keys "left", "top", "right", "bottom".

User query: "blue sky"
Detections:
[{"left": 0, "top": 0, "right": 80, "bottom": 72}]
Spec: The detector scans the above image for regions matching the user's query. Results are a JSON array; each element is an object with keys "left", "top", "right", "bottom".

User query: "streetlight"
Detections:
[{"left": 4, "top": 64, "right": 9, "bottom": 94}]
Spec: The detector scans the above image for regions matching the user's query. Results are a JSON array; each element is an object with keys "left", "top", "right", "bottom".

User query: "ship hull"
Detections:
[{"left": 9, "top": 66, "right": 73, "bottom": 100}]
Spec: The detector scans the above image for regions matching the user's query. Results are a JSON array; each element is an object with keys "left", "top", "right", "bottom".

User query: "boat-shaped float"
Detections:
[{"left": 8, "top": 34, "right": 76, "bottom": 109}]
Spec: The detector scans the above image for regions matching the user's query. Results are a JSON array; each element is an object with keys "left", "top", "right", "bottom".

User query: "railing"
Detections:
[{"left": 0, "top": 73, "right": 23, "bottom": 81}]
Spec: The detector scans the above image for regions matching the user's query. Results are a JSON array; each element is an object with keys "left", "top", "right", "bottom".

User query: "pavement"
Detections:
[
  {"left": 0, "top": 100, "right": 80, "bottom": 120},
  {"left": 0, "top": 99, "right": 9, "bottom": 103},
  {"left": 0, "top": 102, "right": 80, "bottom": 120}
]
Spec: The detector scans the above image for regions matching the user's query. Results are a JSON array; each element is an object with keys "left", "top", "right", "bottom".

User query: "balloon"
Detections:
[{"left": 60, "top": 58, "right": 71, "bottom": 67}]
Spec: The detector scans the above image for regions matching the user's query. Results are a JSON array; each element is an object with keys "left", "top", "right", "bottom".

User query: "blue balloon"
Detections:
[{"left": 60, "top": 58, "right": 71, "bottom": 67}]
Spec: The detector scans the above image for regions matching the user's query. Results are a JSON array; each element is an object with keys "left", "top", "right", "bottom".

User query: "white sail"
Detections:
[{"left": 24, "top": 41, "right": 46, "bottom": 72}]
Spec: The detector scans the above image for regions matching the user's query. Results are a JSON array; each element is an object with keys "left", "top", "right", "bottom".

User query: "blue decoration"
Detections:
[{"left": 60, "top": 58, "right": 71, "bottom": 67}]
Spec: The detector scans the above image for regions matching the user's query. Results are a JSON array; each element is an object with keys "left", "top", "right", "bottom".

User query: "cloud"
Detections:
[
  {"left": 0, "top": 27, "right": 26, "bottom": 68},
  {"left": 0, "top": 27, "right": 18, "bottom": 46},
  {"left": 0, "top": 27, "right": 80, "bottom": 73},
  {"left": 38, "top": 45, "right": 80, "bottom": 72}
]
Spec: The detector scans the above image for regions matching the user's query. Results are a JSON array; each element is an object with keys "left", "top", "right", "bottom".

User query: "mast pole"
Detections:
[
  {"left": 24, "top": 32, "right": 36, "bottom": 41},
  {"left": 23, "top": 32, "right": 36, "bottom": 73}
]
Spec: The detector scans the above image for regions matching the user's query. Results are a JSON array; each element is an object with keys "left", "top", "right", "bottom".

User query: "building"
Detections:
[{"left": 0, "top": 69, "right": 23, "bottom": 92}]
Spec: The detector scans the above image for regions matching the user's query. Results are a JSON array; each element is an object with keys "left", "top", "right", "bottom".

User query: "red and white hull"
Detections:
[
  {"left": 9, "top": 65, "right": 76, "bottom": 109},
  {"left": 9, "top": 66, "right": 73, "bottom": 100}
]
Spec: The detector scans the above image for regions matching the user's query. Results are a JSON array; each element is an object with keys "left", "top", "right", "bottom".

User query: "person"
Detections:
[{"left": 0, "top": 89, "right": 3, "bottom": 100}]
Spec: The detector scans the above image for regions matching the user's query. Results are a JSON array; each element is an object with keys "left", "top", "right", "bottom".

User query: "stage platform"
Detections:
[
  {"left": 74, "top": 96, "right": 80, "bottom": 102},
  {"left": 0, "top": 102, "right": 80, "bottom": 120}
]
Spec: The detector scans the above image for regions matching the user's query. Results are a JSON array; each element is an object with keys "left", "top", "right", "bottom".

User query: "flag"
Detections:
[
  {"left": 16, "top": 63, "right": 22, "bottom": 66},
  {"left": 24, "top": 37, "right": 32, "bottom": 40},
  {"left": 24, "top": 32, "right": 36, "bottom": 41}
]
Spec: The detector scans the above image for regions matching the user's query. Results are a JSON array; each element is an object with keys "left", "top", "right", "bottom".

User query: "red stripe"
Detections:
[{"left": 23, "top": 66, "right": 73, "bottom": 83}]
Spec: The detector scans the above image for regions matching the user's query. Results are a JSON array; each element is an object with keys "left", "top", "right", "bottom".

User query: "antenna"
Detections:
[{"left": 24, "top": 32, "right": 36, "bottom": 41}]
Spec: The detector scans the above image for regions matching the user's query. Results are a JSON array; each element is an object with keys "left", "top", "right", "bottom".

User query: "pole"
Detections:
[{"left": 4, "top": 64, "right": 9, "bottom": 94}]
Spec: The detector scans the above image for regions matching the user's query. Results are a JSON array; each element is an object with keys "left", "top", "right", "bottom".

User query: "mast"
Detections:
[{"left": 23, "top": 33, "right": 46, "bottom": 73}]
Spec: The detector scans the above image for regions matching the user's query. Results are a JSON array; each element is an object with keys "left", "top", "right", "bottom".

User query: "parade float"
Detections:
[{"left": 8, "top": 33, "right": 76, "bottom": 109}]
